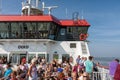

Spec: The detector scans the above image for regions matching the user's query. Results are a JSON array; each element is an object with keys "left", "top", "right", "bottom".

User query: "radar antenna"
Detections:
[{"left": 42, "top": 2, "right": 58, "bottom": 15}]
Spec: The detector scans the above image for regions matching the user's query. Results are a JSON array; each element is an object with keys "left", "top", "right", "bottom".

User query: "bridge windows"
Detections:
[
  {"left": 38, "top": 22, "right": 50, "bottom": 39},
  {"left": 11, "top": 23, "right": 21, "bottom": 38},
  {"left": 48, "top": 23, "right": 57, "bottom": 40},
  {"left": 0, "top": 23, "right": 9, "bottom": 39},
  {"left": 0, "top": 22, "right": 58, "bottom": 39},
  {"left": 78, "top": 27, "right": 88, "bottom": 34},
  {"left": 67, "top": 27, "right": 88, "bottom": 35},
  {"left": 65, "top": 27, "right": 88, "bottom": 41},
  {"left": 0, "top": 22, "right": 89, "bottom": 41},
  {"left": 60, "top": 28, "right": 65, "bottom": 36}
]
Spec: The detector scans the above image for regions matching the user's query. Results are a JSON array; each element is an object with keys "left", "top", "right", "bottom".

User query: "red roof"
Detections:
[
  {"left": 60, "top": 20, "right": 90, "bottom": 27},
  {"left": 0, "top": 15, "right": 60, "bottom": 23},
  {"left": 0, "top": 15, "right": 90, "bottom": 27}
]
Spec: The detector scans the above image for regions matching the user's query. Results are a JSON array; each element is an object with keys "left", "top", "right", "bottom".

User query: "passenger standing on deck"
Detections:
[
  {"left": 108, "top": 59, "right": 119, "bottom": 80},
  {"left": 10, "top": 71, "right": 18, "bottom": 80},
  {"left": 76, "top": 55, "right": 81, "bottom": 64},
  {"left": 3, "top": 63, "right": 13, "bottom": 79},
  {"left": 19, "top": 58, "right": 28, "bottom": 79},
  {"left": 71, "top": 72, "right": 77, "bottom": 80},
  {"left": 114, "top": 63, "right": 120, "bottom": 80},
  {"left": 28, "top": 58, "right": 38, "bottom": 80},
  {"left": 98, "top": 59, "right": 119, "bottom": 80},
  {"left": 82, "top": 72, "right": 89, "bottom": 80},
  {"left": 84, "top": 56, "right": 93, "bottom": 80}
]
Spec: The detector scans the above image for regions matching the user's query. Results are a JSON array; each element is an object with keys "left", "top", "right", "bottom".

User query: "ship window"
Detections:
[
  {"left": 67, "top": 27, "right": 72, "bottom": 33},
  {"left": 60, "top": 28, "right": 65, "bottom": 35},
  {"left": 11, "top": 22, "right": 21, "bottom": 39},
  {"left": 38, "top": 54, "right": 49, "bottom": 62},
  {"left": 38, "top": 22, "right": 50, "bottom": 39},
  {"left": 28, "top": 54, "right": 36, "bottom": 63},
  {"left": 70, "top": 43, "right": 76, "bottom": 48},
  {"left": 0, "top": 22, "right": 53, "bottom": 39},
  {"left": 23, "top": 22, "right": 36, "bottom": 39},
  {"left": 53, "top": 54, "right": 59, "bottom": 60},
  {"left": 49, "top": 23, "right": 57, "bottom": 40},
  {"left": 0, "top": 22, "right": 9, "bottom": 39},
  {"left": 67, "top": 27, "right": 78, "bottom": 34},
  {"left": 78, "top": 27, "right": 88, "bottom": 34},
  {"left": 49, "top": 23, "right": 56, "bottom": 35},
  {"left": 62, "top": 54, "right": 70, "bottom": 62},
  {"left": 38, "top": 23, "right": 50, "bottom": 31},
  {"left": 81, "top": 42, "right": 87, "bottom": 54}
]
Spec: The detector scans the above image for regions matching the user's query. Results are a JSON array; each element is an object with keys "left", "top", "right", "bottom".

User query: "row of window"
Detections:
[
  {"left": 0, "top": 22, "right": 88, "bottom": 40},
  {"left": 0, "top": 53, "right": 70, "bottom": 64},
  {"left": 0, "top": 22, "right": 57, "bottom": 39}
]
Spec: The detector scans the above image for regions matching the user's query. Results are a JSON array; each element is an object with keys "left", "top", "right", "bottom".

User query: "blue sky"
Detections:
[{"left": 1, "top": 0, "right": 120, "bottom": 57}]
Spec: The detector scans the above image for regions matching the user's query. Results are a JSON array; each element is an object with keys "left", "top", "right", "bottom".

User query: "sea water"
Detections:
[{"left": 94, "top": 57, "right": 120, "bottom": 66}]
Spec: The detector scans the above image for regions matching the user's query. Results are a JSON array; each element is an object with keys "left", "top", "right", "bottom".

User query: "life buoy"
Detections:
[{"left": 79, "top": 33, "right": 88, "bottom": 41}]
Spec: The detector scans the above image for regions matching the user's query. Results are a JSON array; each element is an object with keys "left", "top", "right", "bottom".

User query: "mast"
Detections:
[
  {"left": 28, "top": 0, "right": 31, "bottom": 16},
  {"left": 0, "top": 0, "right": 2, "bottom": 14},
  {"left": 36, "top": 0, "right": 39, "bottom": 8},
  {"left": 42, "top": 2, "right": 58, "bottom": 15}
]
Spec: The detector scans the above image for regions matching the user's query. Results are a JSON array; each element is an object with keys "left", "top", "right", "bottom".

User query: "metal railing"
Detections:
[{"left": 92, "top": 67, "right": 111, "bottom": 80}]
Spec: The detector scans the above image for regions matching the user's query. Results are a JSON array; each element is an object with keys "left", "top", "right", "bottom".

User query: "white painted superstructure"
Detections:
[
  {"left": 0, "top": 39, "right": 90, "bottom": 63},
  {"left": 0, "top": 0, "right": 90, "bottom": 64}
]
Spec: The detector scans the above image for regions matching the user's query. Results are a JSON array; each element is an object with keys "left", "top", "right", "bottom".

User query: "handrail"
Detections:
[{"left": 92, "top": 67, "right": 111, "bottom": 80}]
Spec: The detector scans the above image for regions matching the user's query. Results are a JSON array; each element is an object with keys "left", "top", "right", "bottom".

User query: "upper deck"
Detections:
[{"left": 0, "top": 15, "right": 90, "bottom": 41}]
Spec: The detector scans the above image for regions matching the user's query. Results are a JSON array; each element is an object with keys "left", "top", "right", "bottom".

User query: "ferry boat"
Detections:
[{"left": 0, "top": 0, "right": 90, "bottom": 64}]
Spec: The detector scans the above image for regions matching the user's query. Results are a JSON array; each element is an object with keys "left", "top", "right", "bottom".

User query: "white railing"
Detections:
[{"left": 92, "top": 67, "right": 111, "bottom": 80}]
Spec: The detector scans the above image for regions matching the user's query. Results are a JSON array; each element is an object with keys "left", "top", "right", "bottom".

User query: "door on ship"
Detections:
[
  {"left": 62, "top": 54, "right": 70, "bottom": 62},
  {"left": 9, "top": 51, "right": 27, "bottom": 64}
]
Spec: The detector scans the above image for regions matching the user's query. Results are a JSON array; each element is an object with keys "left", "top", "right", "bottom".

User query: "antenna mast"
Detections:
[
  {"left": 81, "top": 10, "right": 84, "bottom": 19},
  {"left": 42, "top": 2, "right": 58, "bottom": 15},
  {"left": 28, "top": 0, "right": 31, "bottom": 16},
  {"left": 65, "top": 8, "right": 68, "bottom": 18},
  {"left": 0, "top": 0, "right": 2, "bottom": 14}
]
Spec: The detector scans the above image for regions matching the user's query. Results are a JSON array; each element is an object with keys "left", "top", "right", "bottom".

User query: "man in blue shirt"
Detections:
[{"left": 4, "top": 63, "right": 13, "bottom": 79}]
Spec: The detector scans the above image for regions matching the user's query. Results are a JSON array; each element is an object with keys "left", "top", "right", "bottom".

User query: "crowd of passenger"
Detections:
[{"left": 0, "top": 55, "right": 97, "bottom": 80}]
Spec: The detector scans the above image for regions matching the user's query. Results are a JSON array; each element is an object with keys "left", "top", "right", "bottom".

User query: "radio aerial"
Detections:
[
  {"left": 0, "top": 0, "right": 2, "bottom": 14},
  {"left": 42, "top": 2, "right": 58, "bottom": 15}
]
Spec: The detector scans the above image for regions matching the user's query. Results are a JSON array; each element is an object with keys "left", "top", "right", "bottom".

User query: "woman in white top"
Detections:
[{"left": 28, "top": 58, "right": 38, "bottom": 80}]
